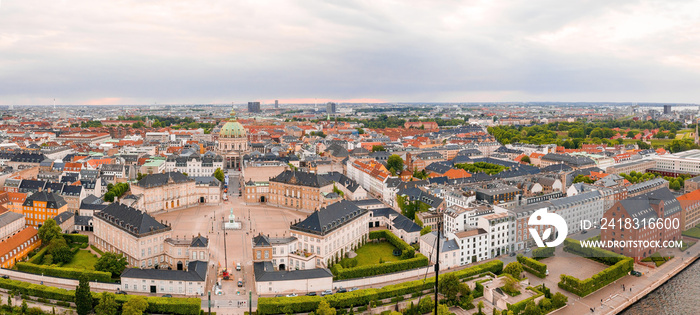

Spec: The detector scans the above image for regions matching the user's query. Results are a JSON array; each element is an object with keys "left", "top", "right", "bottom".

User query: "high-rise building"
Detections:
[
  {"left": 664, "top": 105, "right": 672, "bottom": 114},
  {"left": 274, "top": 100, "right": 279, "bottom": 109},
  {"left": 248, "top": 101, "right": 261, "bottom": 113},
  {"left": 326, "top": 102, "right": 337, "bottom": 114}
]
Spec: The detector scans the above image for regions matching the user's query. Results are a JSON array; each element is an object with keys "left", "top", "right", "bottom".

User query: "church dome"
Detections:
[{"left": 219, "top": 108, "right": 247, "bottom": 138}]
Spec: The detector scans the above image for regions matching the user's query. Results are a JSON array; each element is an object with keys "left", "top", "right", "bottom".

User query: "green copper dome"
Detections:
[{"left": 219, "top": 108, "right": 247, "bottom": 138}]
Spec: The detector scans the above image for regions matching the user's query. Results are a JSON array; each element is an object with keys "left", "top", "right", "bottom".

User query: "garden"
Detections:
[
  {"left": 681, "top": 223, "right": 700, "bottom": 239},
  {"left": 330, "top": 230, "right": 429, "bottom": 280}
]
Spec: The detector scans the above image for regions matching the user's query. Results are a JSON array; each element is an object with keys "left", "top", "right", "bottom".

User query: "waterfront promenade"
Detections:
[{"left": 556, "top": 241, "right": 700, "bottom": 315}]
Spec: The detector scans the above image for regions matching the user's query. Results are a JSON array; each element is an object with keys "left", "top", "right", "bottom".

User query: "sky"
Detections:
[{"left": 1, "top": 0, "right": 699, "bottom": 105}]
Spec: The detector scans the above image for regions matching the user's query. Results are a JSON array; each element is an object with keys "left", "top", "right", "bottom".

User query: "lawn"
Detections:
[
  {"left": 61, "top": 250, "right": 99, "bottom": 271},
  {"left": 682, "top": 224, "right": 700, "bottom": 239},
  {"left": 342, "top": 242, "right": 402, "bottom": 267},
  {"left": 650, "top": 139, "right": 674, "bottom": 147}
]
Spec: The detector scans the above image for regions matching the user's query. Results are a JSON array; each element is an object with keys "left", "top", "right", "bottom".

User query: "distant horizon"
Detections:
[{"left": 2, "top": 101, "right": 698, "bottom": 107}]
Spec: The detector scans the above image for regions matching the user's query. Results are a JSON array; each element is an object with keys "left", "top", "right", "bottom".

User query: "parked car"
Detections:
[
  {"left": 581, "top": 230, "right": 588, "bottom": 234},
  {"left": 509, "top": 252, "right": 516, "bottom": 257},
  {"left": 162, "top": 294, "right": 172, "bottom": 298},
  {"left": 1, "top": 275, "right": 9, "bottom": 279},
  {"left": 336, "top": 288, "right": 347, "bottom": 294},
  {"left": 348, "top": 287, "right": 359, "bottom": 292},
  {"left": 631, "top": 270, "right": 643, "bottom": 277},
  {"left": 321, "top": 290, "right": 333, "bottom": 296},
  {"left": 116, "top": 291, "right": 127, "bottom": 295},
  {"left": 286, "top": 293, "right": 298, "bottom": 297},
  {"left": 237, "top": 278, "right": 243, "bottom": 287},
  {"left": 306, "top": 292, "right": 317, "bottom": 296},
  {"left": 275, "top": 294, "right": 284, "bottom": 297},
  {"left": 236, "top": 263, "right": 242, "bottom": 271},
  {"left": 524, "top": 248, "right": 532, "bottom": 252}
]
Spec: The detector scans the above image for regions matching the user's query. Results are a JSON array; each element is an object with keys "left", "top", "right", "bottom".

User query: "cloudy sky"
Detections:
[{"left": 1, "top": 0, "right": 699, "bottom": 105}]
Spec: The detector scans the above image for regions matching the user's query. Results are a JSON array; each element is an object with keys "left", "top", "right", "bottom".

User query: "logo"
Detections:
[{"left": 528, "top": 209, "right": 567, "bottom": 247}]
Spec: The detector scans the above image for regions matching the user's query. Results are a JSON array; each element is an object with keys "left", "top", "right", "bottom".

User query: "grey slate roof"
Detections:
[
  {"left": 291, "top": 200, "right": 367, "bottom": 236},
  {"left": 136, "top": 172, "right": 193, "bottom": 188},
  {"left": 122, "top": 261, "right": 208, "bottom": 281},
  {"left": 191, "top": 235, "right": 209, "bottom": 247},
  {"left": 253, "top": 261, "right": 332, "bottom": 282},
  {"left": 95, "top": 203, "right": 170, "bottom": 236},
  {"left": 270, "top": 170, "right": 331, "bottom": 188},
  {"left": 0, "top": 211, "right": 24, "bottom": 227},
  {"left": 53, "top": 211, "right": 75, "bottom": 225},
  {"left": 23, "top": 191, "right": 67, "bottom": 209},
  {"left": 618, "top": 187, "right": 681, "bottom": 226},
  {"left": 320, "top": 172, "right": 360, "bottom": 192}
]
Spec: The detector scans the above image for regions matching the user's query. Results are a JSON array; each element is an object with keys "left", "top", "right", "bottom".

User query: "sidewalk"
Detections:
[{"left": 561, "top": 243, "right": 700, "bottom": 315}]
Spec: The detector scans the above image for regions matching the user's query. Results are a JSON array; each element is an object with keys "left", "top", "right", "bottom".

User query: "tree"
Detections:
[
  {"left": 637, "top": 140, "right": 651, "bottom": 150},
  {"left": 122, "top": 296, "right": 148, "bottom": 315},
  {"left": 477, "top": 301, "right": 484, "bottom": 315},
  {"left": 502, "top": 276, "right": 520, "bottom": 295},
  {"left": 433, "top": 304, "right": 450, "bottom": 315},
  {"left": 38, "top": 218, "right": 62, "bottom": 244},
  {"left": 316, "top": 300, "right": 336, "bottom": 315},
  {"left": 104, "top": 191, "right": 116, "bottom": 202},
  {"left": 503, "top": 262, "right": 524, "bottom": 280},
  {"left": 572, "top": 174, "right": 594, "bottom": 184},
  {"left": 387, "top": 154, "right": 404, "bottom": 175},
  {"left": 95, "top": 292, "right": 119, "bottom": 315},
  {"left": 21, "top": 299, "right": 28, "bottom": 313},
  {"left": 48, "top": 237, "right": 73, "bottom": 264},
  {"left": 669, "top": 179, "right": 682, "bottom": 191},
  {"left": 371, "top": 145, "right": 386, "bottom": 152},
  {"left": 95, "top": 252, "right": 129, "bottom": 277},
  {"left": 420, "top": 226, "right": 432, "bottom": 236},
  {"left": 136, "top": 173, "right": 145, "bottom": 181},
  {"left": 75, "top": 275, "right": 92, "bottom": 315},
  {"left": 523, "top": 301, "right": 542, "bottom": 315},
  {"left": 551, "top": 292, "right": 568, "bottom": 308},
  {"left": 438, "top": 273, "right": 461, "bottom": 301},
  {"left": 213, "top": 168, "right": 225, "bottom": 182},
  {"left": 626, "top": 130, "right": 637, "bottom": 138},
  {"left": 520, "top": 155, "right": 531, "bottom": 164}
]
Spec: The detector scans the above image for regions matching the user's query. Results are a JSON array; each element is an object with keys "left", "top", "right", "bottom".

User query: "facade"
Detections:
[
  {"left": 606, "top": 159, "right": 656, "bottom": 175},
  {"left": 652, "top": 150, "right": 700, "bottom": 176},
  {"left": 248, "top": 101, "right": 261, "bottom": 113},
  {"left": 217, "top": 108, "right": 249, "bottom": 169},
  {"left": 600, "top": 187, "right": 682, "bottom": 261},
  {"left": 22, "top": 191, "right": 68, "bottom": 228},
  {"left": 0, "top": 211, "right": 26, "bottom": 241},
  {"left": 289, "top": 200, "right": 370, "bottom": 268},
  {"left": 121, "top": 260, "right": 208, "bottom": 296},
  {"left": 0, "top": 227, "right": 40, "bottom": 269},
  {"left": 267, "top": 170, "right": 334, "bottom": 212},
  {"left": 347, "top": 159, "right": 391, "bottom": 198},
  {"left": 253, "top": 261, "right": 333, "bottom": 295},
  {"left": 164, "top": 152, "right": 224, "bottom": 177},
  {"left": 252, "top": 234, "right": 298, "bottom": 271},
  {"left": 326, "top": 102, "right": 337, "bottom": 114},
  {"left": 677, "top": 189, "right": 700, "bottom": 231},
  {"left": 419, "top": 232, "right": 461, "bottom": 270},
  {"left": 131, "top": 172, "right": 201, "bottom": 213}
]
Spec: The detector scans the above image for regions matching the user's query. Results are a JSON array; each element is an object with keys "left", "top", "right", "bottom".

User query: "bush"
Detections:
[
  {"left": 506, "top": 286, "right": 544, "bottom": 314},
  {"left": 15, "top": 262, "right": 113, "bottom": 282},
  {"left": 531, "top": 247, "right": 555, "bottom": 260},
  {"left": 57, "top": 301, "right": 71, "bottom": 307},
  {"left": 517, "top": 254, "right": 547, "bottom": 278},
  {"left": 63, "top": 234, "right": 89, "bottom": 244},
  {"left": 27, "top": 247, "right": 50, "bottom": 265}
]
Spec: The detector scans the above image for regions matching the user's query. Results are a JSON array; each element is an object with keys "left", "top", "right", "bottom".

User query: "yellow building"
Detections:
[
  {"left": 22, "top": 191, "right": 68, "bottom": 228},
  {"left": 0, "top": 227, "right": 41, "bottom": 268}
]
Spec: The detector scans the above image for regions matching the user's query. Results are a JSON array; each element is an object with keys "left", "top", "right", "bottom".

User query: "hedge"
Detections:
[
  {"left": 27, "top": 247, "right": 50, "bottom": 265},
  {"left": 63, "top": 234, "right": 89, "bottom": 244},
  {"left": 332, "top": 230, "right": 428, "bottom": 280},
  {"left": 90, "top": 245, "right": 104, "bottom": 255},
  {"left": 517, "top": 254, "right": 547, "bottom": 278},
  {"left": 557, "top": 238, "right": 634, "bottom": 297},
  {"left": 0, "top": 278, "right": 200, "bottom": 315},
  {"left": 531, "top": 247, "right": 555, "bottom": 260},
  {"left": 15, "top": 262, "right": 112, "bottom": 283},
  {"left": 257, "top": 260, "right": 503, "bottom": 314}
]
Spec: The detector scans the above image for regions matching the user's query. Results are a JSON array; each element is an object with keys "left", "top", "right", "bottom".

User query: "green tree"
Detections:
[
  {"left": 433, "top": 304, "right": 450, "bottom": 315},
  {"left": 572, "top": 174, "right": 594, "bottom": 184},
  {"left": 95, "top": 252, "right": 129, "bottom": 277},
  {"left": 523, "top": 301, "right": 541, "bottom": 315},
  {"left": 48, "top": 237, "right": 72, "bottom": 264},
  {"left": 520, "top": 155, "right": 531, "bottom": 164},
  {"left": 104, "top": 191, "right": 116, "bottom": 202},
  {"left": 136, "top": 172, "right": 145, "bottom": 181},
  {"left": 316, "top": 300, "right": 336, "bottom": 315},
  {"left": 503, "top": 262, "right": 524, "bottom": 280},
  {"left": 420, "top": 226, "right": 432, "bottom": 236},
  {"left": 371, "top": 145, "right": 386, "bottom": 152},
  {"left": 502, "top": 276, "right": 520, "bottom": 295},
  {"left": 626, "top": 130, "right": 637, "bottom": 138},
  {"left": 21, "top": 299, "right": 28, "bottom": 313},
  {"left": 387, "top": 154, "right": 404, "bottom": 175},
  {"left": 551, "top": 292, "right": 568, "bottom": 308},
  {"left": 477, "top": 301, "right": 484, "bottom": 315},
  {"left": 75, "top": 275, "right": 92, "bottom": 315},
  {"left": 669, "top": 179, "right": 681, "bottom": 191},
  {"left": 122, "top": 296, "right": 148, "bottom": 315},
  {"left": 637, "top": 140, "right": 651, "bottom": 150},
  {"left": 438, "top": 273, "right": 461, "bottom": 302},
  {"left": 95, "top": 292, "right": 119, "bottom": 315},
  {"left": 38, "top": 218, "right": 62, "bottom": 244},
  {"left": 213, "top": 168, "right": 225, "bottom": 182}
]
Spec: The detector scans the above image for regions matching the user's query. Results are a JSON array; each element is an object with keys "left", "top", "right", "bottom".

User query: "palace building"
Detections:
[{"left": 217, "top": 107, "right": 249, "bottom": 170}]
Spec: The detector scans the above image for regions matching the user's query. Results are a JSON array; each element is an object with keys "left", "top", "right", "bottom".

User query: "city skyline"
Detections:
[{"left": 1, "top": 1, "right": 700, "bottom": 105}]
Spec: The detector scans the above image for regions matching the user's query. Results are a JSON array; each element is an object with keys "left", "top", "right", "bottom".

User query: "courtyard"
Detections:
[{"left": 339, "top": 241, "right": 402, "bottom": 267}]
